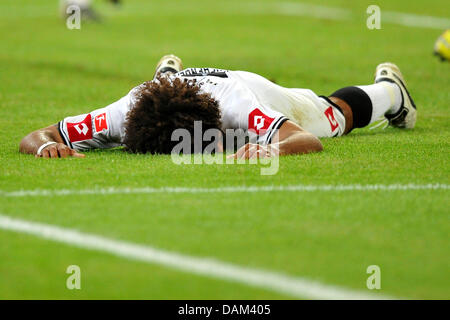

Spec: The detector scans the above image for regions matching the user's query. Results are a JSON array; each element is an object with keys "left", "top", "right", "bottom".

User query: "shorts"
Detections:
[{"left": 234, "top": 71, "right": 346, "bottom": 138}]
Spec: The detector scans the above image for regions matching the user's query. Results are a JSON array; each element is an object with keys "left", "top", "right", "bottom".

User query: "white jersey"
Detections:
[{"left": 58, "top": 68, "right": 345, "bottom": 151}]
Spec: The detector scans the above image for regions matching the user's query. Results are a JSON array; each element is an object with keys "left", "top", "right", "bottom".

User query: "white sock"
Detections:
[{"left": 357, "top": 82, "right": 402, "bottom": 124}]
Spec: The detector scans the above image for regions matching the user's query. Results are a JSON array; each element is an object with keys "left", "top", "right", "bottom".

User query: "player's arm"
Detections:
[
  {"left": 275, "top": 120, "right": 323, "bottom": 155},
  {"left": 19, "top": 124, "right": 85, "bottom": 158},
  {"left": 229, "top": 120, "right": 323, "bottom": 159},
  {"left": 22, "top": 86, "right": 137, "bottom": 158}
]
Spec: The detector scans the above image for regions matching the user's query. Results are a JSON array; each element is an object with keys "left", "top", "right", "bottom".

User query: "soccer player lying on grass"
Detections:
[{"left": 20, "top": 55, "right": 416, "bottom": 159}]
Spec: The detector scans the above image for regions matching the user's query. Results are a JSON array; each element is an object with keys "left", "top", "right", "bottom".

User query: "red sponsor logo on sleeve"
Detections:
[
  {"left": 248, "top": 108, "right": 275, "bottom": 135},
  {"left": 94, "top": 113, "right": 108, "bottom": 132},
  {"left": 324, "top": 106, "right": 339, "bottom": 132},
  {"left": 67, "top": 114, "right": 93, "bottom": 142}
]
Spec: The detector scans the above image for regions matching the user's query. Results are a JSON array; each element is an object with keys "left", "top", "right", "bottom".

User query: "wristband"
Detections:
[{"left": 37, "top": 141, "right": 57, "bottom": 156}]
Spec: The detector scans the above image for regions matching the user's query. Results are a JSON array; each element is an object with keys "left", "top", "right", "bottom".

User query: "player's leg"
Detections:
[
  {"left": 153, "top": 54, "right": 184, "bottom": 79},
  {"left": 329, "top": 62, "right": 417, "bottom": 134}
]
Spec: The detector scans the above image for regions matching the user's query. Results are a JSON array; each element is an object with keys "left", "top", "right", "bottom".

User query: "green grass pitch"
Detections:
[{"left": 0, "top": 0, "right": 449, "bottom": 299}]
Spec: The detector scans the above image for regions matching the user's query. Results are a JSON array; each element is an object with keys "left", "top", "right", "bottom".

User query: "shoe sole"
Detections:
[
  {"left": 375, "top": 62, "right": 417, "bottom": 129},
  {"left": 155, "top": 54, "right": 184, "bottom": 75}
]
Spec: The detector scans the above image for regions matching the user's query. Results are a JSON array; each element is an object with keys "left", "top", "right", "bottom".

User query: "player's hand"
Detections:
[
  {"left": 227, "top": 143, "right": 279, "bottom": 160},
  {"left": 35, "top": 143, "right": 85, "bottom": 159}
]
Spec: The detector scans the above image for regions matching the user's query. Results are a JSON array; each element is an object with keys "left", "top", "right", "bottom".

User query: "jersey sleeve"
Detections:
[
  {"left": 58, "top": 87, "right": 139, "bottom": 151},
  {"left": 246, "top": 105, "right": 288, "bottom": 144},
  {"left": 216, "top": 77, "right": 289, "bottom": 145}
]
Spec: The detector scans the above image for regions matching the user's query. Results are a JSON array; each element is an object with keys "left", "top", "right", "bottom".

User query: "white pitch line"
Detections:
[
  {"left": 272, "top": 2, "right": 450, "bottom": 29},
  {"left": 275, "top": 2, "right": 351, "bottom": 21},
  {"left": 0, "top": 214, "right": 393, "bottom": 300},
  {"left": 382, "top": 11, "right": 450, "bottom": 30},
  {"left": 0, "top": 183, "right": 448, "bottom": 198}
]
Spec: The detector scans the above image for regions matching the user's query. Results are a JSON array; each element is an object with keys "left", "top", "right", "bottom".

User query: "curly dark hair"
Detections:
[{"left": 124, "top": 77, "right": 222, "bottom": 154}]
